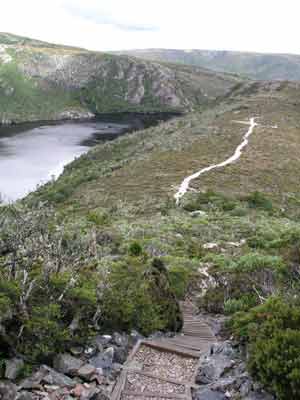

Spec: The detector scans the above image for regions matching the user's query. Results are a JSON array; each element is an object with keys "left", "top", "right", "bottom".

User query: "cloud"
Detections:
[{"left": 61, "top": 0, "right": 159, "bottom": 32}]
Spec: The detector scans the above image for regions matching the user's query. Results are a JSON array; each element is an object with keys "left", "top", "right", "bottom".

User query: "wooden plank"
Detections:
[
  {"left": 144, "top": 340, "right": 200, "bottom": 358},
  {"left": 124, "top": 369, "right": 191, "bottom": 386}
]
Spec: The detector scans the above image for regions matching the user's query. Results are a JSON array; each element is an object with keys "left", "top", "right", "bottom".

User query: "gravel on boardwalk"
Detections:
[
  {"left": 121, "top": 396, "right": 175, "bottom": 400},
  {"left": 133, "top": 345, "right": 197, "bottom": 382},
  {"left": 125, "top": 372, "right": 185, "bottom": 394}
]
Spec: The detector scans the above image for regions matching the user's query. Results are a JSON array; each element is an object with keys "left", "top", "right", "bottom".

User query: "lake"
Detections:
[{"left": 0, "top": 114, "right": 174, "bottom": 202}]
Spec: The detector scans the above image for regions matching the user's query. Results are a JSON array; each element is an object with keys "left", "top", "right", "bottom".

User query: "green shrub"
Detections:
[
  {"left": 224, "top": 295, "right": 257, "bottom": 315},
  {"left": 183, "top": 190, "right": 238, "bottom": 213},
  {"left": 244, "top": 191, "right": 273, "bottom": 212},
  {"left": 19, "top": 304, "right": 71, "bottom": 363},
  {"left": 87, "top": 210, "right": 110, "bottom": 226},
  {"left": 231, "top": 298, "right": 300, "bottom": 398},
  {"left": 100, "top": 258, "right": 182, "bottom": 335},
  {"left": 128, "top": 241, "right": 143, "bottom": 256},
  {"left": 249, "top": 329, "right": 300, "bottom": 399},
  {"left": 234, "top": 253, "right": 285, "bottom": 273},
  {"left": 168, "top": 266, "right": 192, "bottom": 299}
]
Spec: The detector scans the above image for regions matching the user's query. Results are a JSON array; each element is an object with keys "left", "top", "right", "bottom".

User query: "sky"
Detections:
[{"left": 0, "top": 0, "right": 300, "bottom": 54}]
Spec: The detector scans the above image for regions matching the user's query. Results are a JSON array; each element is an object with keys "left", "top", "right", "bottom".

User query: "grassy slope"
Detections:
[
  {"left": 31, "top": 81, "right": 300, "bottom": 216},
  {"left": 116, "top": 49, "right": 300, "bottom": 80}
]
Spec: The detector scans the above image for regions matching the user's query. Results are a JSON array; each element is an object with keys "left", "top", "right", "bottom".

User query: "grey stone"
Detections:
[
  {"left": 196, "top": 355, "right": 235, "bottom": 384},
  {"left": 129, "top": 330, "right": 144, "bottom": 345},
  {"left": 113, "top": 346, "right": 127, "bottom": 364},
  {"left": 53, "top": 354, "right": 84, "bottom": 376},
  {"left": 84, "top": 345, "right": 97, "bottom": 357},
  {"left": 70, "top": 346, "right": 84, "bottom": 356},
  {"left": 40, "top": 365, "right": 76, "bottom": 388},
  {"left": 112, "top": 332, "right": 128, "bottom": 348},
  {"left": 5, "top": 358, "right": 24, "bottom": 380},
  {"left": 94, "top": 335, "right": 112, "bottom": 350},
  {"left": 193, "top": 388, "right": 226, "bottom": 400},
  {"left": 212, "top": 341, "right": 235, "bottom": 357},
  {"left": 77, "top": 364, "right": 97, "bottom": 381},
  {"left": 16, "top": 392, "right": 35, "bottom": 400},
  {"left": 0, "top": 381, "right": 18, "bottom": 400},
  {"left": 89, "top": 347, "right": 114, "bottom": 371}
]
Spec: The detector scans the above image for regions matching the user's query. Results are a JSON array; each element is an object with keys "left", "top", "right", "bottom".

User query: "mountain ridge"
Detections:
[{"left": 114, "top": 48, "right": 300, "bottom": 80}]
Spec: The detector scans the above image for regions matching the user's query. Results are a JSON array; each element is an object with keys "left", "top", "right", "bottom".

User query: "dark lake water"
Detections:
[{"left": 0, "top": 114, "right": 175, "bottom": 202}]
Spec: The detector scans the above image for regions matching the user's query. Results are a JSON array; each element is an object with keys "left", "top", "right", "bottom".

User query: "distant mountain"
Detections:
[
  {"left": 115, "top": 49, "right": 300, "bottom": 81},
  {"left": 0, "top": 33, "right": 242, "bottom": 124}
]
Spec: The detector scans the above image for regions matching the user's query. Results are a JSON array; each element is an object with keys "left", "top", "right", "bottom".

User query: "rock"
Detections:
[
  {"left": 113, "top": 346, "right": 127, "bottom": 364},
  {"left": 0, "top": 381, "right": 18, "bottom": 400},
  {"left": 53, "top": 354, "right": 84, "bottom": 376},
  {"left": 16, "top": 392, "right": 35, "bottom": 400},
  {"left": 94, "top": 335, "right": 112, "bottom": 350},
  {"left": 112, "top": 332, "right": 128, "bottom": 348},
  {"left": 77, "top": 364, "right": 97, "bottom": 381},
  {"left": 40, "top": 365, "right": 76, "bottom": 388},
  {"left": 70, "top": 346, "right": 84, "bottom": 357},
  {"left": 84, "top": 346, "right": 97, "bottom": 358},
  {"left": 190, "top": 210, "right": 207, "bottom": 218},
  {"left": 211, "top": 341, "right": 235, "bottom": 357},
  {"left": 91, "top": 390, "right": 110, "bottom": 400},
  {"left": 5, "top": 358, "right": 24, "bottom": 380},
  {"left": 196, "top": 354, "right": 235, "bottom": 384},
  {"left": 203, "top": 242, "right": 219, "bottom": 250},
  {"left": 193, "top": 388, "right": 226, "bottom": 400},
  {"left": 89, "top": 347, "right": 114, "bottom": 372},
  {"left": 129, "top": 330, "right": 144, "bottom": 345}
]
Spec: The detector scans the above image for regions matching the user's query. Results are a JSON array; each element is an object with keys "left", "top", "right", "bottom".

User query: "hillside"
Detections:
[
  {"left": 116, "top": 48, "right": 300, "bottom": 80},
  {"left": 0, "top": 78, "right": 296, "bottom": 398},
  {"left": 0, "top": 33, "right": 242, "bottom": 124},
  {"left": 3, "top": 34, "right": 300, "bottom": 399}
]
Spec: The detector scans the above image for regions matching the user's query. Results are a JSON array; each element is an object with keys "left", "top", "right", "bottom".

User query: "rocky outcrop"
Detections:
[
  {"left": 193, "top": 341, "right": 274, "bottom": 400},
  {"left": 0, "top": 33, "right": 241, "bottom": 124}
]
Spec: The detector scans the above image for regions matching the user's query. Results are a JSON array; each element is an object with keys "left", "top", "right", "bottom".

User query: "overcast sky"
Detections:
[{"left": 1, "top": 0, "right": 300, "bottom": 54}]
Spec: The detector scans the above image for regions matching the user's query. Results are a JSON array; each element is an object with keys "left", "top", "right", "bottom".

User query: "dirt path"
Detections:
[
  {"left": 174, "top": 117, "right": 258, "bottom": 204},
  {"left": 111, "top": 301, "right": 216, "bottom": 399}
]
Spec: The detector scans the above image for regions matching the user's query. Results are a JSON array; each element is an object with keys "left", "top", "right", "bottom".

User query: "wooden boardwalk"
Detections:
[{"left": 111, "top": 301, "right": 216, "bottom": 400}]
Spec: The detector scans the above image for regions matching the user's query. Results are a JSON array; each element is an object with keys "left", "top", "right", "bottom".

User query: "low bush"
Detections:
[
  {"left": 243, "top": 191, "right": 273, "bottom": 212},
  {"left": 231, "top": 297, "right": 300, "bottom": 399},
  {"left": 100, "top": 258, "right": 182, "bottom": 335}
]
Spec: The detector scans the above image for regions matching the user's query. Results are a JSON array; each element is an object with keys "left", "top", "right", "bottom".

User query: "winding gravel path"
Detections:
[{"left": 174, "top": 117, "right": 258, "bottom": 204}]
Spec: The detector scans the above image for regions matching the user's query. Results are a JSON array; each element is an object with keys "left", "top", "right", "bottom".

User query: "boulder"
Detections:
[
  {"left": 113, "top": 346, "right": 127, "bottom": 364},
  {"left": 196, "top": 355, "right": 235, "bottom": 384},
  {"left": 193, "top": 388, "right": 226, "bottom": 400},
  {"left": 5, "top": 358, "right": 24, "bottom": 380},
  {"left": 53, "top": 354, "right": 84, "bottom": 376},
  {"left": 89, "top": 347, "right": 114, "bottom": 372},
  {"left": 41, "top": 366, "right": 76, "bottom": 388},
  {"left": 16, "top": 392, "right": 35, "bottom": 400},
  {"left": 93, "top": 335, "right": 112, "bottom": 350},
  {"left": 76, "top": 364, "right": 97, "bottom": 381},
  {"left": 112, "top": 332, "right": 128, "bottom": 348},
  {"left": 0, "top": 381, "right": 18, "bottom": 400}
]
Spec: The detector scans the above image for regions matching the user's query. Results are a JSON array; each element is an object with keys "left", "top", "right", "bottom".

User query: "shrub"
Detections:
[
  {"left": 128, "top": 241, "right": 143, "bottom": 256},
  {"left": 100, "top": 258, "right": 182, "bottom": 335},
  {"left": 19, "top": 304, "right": 71, "bottom": 363},
  {"left": 168, "top": 266, "right": 192, "bottom": 299},
  {"left": 244, "top": 191, "right": 273, "bottom": 212},
  {"left": 183, "top": 190, "right": 238, "bottom": 213},
  {"left": 231, "top": 298, "right": 300, "bottom": 398}
]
